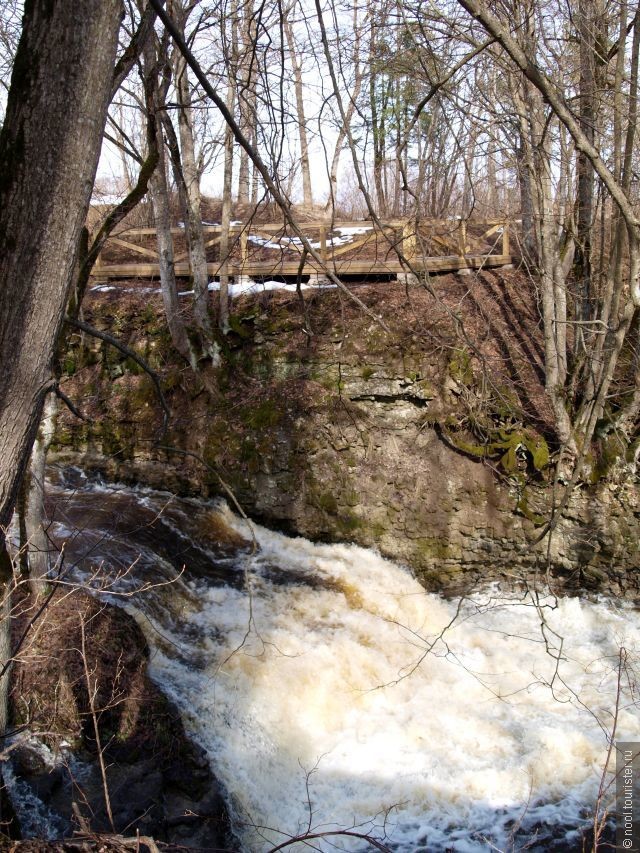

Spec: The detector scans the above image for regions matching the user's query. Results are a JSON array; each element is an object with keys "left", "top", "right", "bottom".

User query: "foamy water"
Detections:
[{"left": 44, "top": 473, "right": 640, "bottom": 850}]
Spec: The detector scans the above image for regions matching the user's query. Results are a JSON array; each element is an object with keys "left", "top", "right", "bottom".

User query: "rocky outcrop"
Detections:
[{"left": 51, "top": 280, "right": 640, "bottom": 598}]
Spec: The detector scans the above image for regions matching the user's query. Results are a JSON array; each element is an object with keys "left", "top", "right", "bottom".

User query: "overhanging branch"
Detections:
[{"left": 65, "top": 316, "right": 170, "bottom": 440}]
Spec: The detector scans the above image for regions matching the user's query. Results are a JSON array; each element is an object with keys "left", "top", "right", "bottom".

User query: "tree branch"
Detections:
[
  {"left": 65, "top": 316, "right": 170, "bottom": 440},
  {"left": 456, "top": 0, "right": 640, "bottom": 249},
  {"left": 54, "top": 384, "right": 89, "bottom": 422},
  {"left": 110, "top": 1, "right": 160, "bottom": 101},
  {"left": 81, "top": 145, "right": 159, "bottom": 287}
]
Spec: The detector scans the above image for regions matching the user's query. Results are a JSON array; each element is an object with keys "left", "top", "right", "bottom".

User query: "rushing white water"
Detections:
[{"left": 44, "top": 471, "right": 640, "bottom": 851}]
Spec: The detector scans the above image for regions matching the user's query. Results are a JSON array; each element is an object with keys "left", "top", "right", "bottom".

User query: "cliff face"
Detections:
[{"left": 52, "top": 275, "right": 640, "bottom": 597}]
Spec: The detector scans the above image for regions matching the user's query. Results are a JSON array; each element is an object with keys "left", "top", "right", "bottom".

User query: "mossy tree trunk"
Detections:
[
  {"left": 25, "top": 394, "right": 58, "bottom": 599},
  {"left": 0, "top": 0, "right": 122, "bottom": 530},
  {"left": 0, "top": 0, "right": 122, "bottom": 741}
]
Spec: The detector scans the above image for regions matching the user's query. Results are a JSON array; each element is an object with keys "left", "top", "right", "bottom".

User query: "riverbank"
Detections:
[
  {"left": 52, "top": 274, "right": 640, "bottom": 598},
  {"left": 6, "top": 585, "right": 232, "bottom": 848}
]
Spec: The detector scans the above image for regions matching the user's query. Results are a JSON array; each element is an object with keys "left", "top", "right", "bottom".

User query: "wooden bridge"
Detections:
[{"left": 93, "top": 218, "right": 513, "bottom": 280}]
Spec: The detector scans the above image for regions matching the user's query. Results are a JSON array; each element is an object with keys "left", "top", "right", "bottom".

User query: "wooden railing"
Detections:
[{"left": 92, "top": 218, "right": 512, "bottom": 280}]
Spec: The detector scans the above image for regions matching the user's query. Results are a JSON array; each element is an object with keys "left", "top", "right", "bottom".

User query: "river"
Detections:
[{"left": 29, "top": 467, "right": 640, "bottom": 850}]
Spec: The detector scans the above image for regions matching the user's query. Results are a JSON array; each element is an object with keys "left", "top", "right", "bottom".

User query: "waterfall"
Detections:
[{"left": 39, "top": 468, "right": 640, "bottom": 851}]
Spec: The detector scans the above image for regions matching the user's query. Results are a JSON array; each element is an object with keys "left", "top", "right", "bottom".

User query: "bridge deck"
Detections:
[{"left": 92, "top": 219, "right": 513, "bottom": 280}]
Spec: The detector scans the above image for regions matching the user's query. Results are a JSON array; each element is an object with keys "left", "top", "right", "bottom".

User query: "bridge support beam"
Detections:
[
  {"left": 396, "top": 272, "right": 420, "bottom": 286},
  {"left": 307, "top": 273, "right": 330, "bottom": 286},
  {"left": 235, "top": 274, "right": 255, "bottom": 288}
]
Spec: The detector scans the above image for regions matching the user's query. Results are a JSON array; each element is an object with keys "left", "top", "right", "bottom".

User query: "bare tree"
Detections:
[
  {"left": 283, "top": 1, "right": 314, "bottom": 209},
  {"left": 236, "top": 0, "right": 258, "bottom": 207},
  {"left": 0, "top": 0, "right": 123, "bottom": 742},
  {"left": 0, "top": 0, "right": 21, "bottom": 102},
  {"left": 218, "top": 0, "right": 239, "bottom": 333},
  {"left": 321, "top": 0, "right": 366, "bottom": 216},
  {"left": 143, "top": 26, "right": 199, "bottom": 369},
  {"left": 573, "top": 0, "right": 605, "bottom": 349},
  {"left": 455, "top": 0, "right": 640, "bottom": 480},
  {"left": 168, "top": 0, "right": 221, "bottom": 364}
]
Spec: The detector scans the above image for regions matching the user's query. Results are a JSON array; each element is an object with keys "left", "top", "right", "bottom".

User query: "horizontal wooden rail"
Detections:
[{"left": 92, "top": 218, "right": 513, "bottom": 280}]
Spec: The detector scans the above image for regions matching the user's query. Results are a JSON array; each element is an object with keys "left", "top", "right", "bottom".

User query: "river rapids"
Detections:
[{"left": 27, "top": 467, "right": 640, "bottom": 850}]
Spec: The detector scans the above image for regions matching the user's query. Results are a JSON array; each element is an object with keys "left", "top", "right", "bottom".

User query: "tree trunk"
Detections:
[
  {"left": 219, "top": 101, "right": 236, "bottom": 334},
  {"left": 25, "top": 394, "right": 58, "bottom": 599},
  {"left": 513, "top": 73, "right": 574, "bottom": 449},
  {"left": 369, "top": 22, "right": 387, "bottom": 216},
  {"left": 219, "top": 0, "right": 238, "bottom": 334},
  {"left": 572, "top": 0, "right": 604, "bottom": 353},
  {"left": 462, "top": 126, "right": 477, "bottom": 218},
  {"left": 0, "top": 0, "right": 121, "bottom": 529},
  {"left": 161, "top": 110, "right": 191, "bottom": 233},
  {"left": 237, "top": 0, "right": 256, "bottom": 207},
  {"left": 169, "top": 0, "right": 220, "bottom": 365},
  {"left": 325, "top": 62, "right": 363, "bottom": 215},
  {"left": 578, "top": 11, "right": 640, "bottom": 434},
  {"left": 284, "top": 6, "right": 313, "bottom": 209},
  {"left": 0, "top": 0, "right": 122, "bottom": 741},
  {"left": 511, "top": 88, "right": 537, "bottom": 265},
  {"left": 142, "top": 28, "right": 198, "bottom": 369}
]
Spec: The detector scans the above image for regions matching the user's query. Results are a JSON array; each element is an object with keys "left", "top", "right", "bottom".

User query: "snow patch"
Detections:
[{"left": 184, "top": 279, "right": 336, "bottom": 298}]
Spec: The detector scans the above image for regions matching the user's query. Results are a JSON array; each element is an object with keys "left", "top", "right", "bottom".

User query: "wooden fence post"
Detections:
[
  {"left": 402, "top": 220, "right": 416, "bottom": 260},
  {"left": 319, "top": 225, "right": 327, "bottom": 264},
  {"left": 502, "top": 221, "right": 510, "bottom": 257},
  {"left": 240, "top": 227, "right": 248, "bottom": 278},
  {"left": 458, "top": 219, "right": 467, "bottom": 257}
]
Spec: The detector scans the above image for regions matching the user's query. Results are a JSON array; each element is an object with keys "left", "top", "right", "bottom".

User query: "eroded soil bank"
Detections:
[
  {"left": 7, "top": 589, "right": 231, "bottom": 848},
  {"left": 52, "top": 272, "right": 640, "bottom": 597}
]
